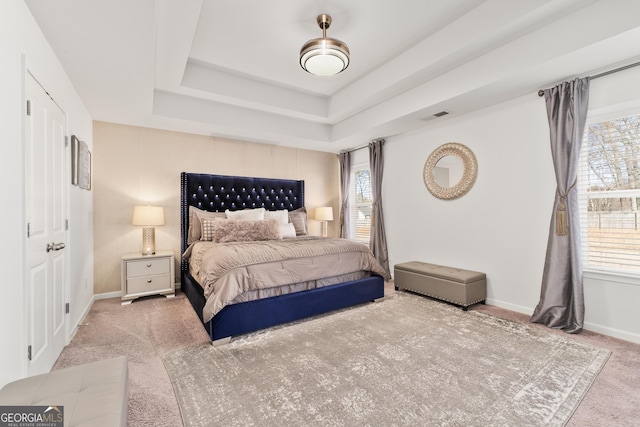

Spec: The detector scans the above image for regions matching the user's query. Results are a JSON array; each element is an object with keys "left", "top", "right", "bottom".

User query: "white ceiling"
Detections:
[{"left": 25, "top": 0, "right": 640, "bottom": 153}]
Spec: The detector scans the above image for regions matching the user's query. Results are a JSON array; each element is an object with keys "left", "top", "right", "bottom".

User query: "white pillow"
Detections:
[
  {"left": 265, "top": 210, "right": 289, "bottom": 226},
  {"left": 225, "top": 208, "right": 265, "bottom": 221},
  {"left": 278, "top": 223, "right": 297, "bottom": 239}
]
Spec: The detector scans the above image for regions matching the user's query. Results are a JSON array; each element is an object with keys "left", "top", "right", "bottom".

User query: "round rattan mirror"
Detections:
[{"left": 423, "top": 143, "right": 478, "bottom": 200}]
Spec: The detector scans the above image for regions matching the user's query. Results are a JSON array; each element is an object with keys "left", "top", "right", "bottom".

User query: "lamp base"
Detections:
[
  {"left": 321, "top": 221, "right": 328, "bottom": 238},
  {"left": 141, "top": 227, "right": 156, "bottom": 255}
]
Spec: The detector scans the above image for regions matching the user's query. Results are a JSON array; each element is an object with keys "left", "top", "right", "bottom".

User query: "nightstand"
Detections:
[{"left": 121, "top": 251, "right": 175, "bottom": 304}]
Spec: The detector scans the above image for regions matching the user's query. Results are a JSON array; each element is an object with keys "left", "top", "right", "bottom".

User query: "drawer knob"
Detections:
[
  {"left": 146, "top": 263, "right": 152, "bottom": 267},
  {"left": 147, "top": 279, "right": 152, "bottom": 283}
]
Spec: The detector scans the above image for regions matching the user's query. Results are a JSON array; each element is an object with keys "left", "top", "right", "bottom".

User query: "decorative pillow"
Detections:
[
  {"left": 265, "top": 209, "right": 289, "bottom": 226},
  {"left": 202, "top": 219, "right": 279, "bottom": 243},
  {"left": 288, "top": 207, "right": 308, "bottom": 236},
  {"left": 278, "top": 223, "right": 297, "bottom": 239},
  {"left": 225, "top": 208, "right": 265, "bottom": 221},
  {"left": 188, "top": 206, "right": 227, "bottom": 244}
]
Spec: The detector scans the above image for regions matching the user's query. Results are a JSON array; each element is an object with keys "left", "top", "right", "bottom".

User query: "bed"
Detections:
[{"left": 180, "top": 172, "right": 386, "bottom": 344}]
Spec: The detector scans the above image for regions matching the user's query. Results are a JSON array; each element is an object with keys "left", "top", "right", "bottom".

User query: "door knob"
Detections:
[{"left": 46, "top": 242, "right": 66, "bottom": 252}]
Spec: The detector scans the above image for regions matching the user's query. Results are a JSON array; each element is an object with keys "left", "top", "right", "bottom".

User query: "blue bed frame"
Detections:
[{"left": 180, "top": 172, "right": 385, "bottom": 343}]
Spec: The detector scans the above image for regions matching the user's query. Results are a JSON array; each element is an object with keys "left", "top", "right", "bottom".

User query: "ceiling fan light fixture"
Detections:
[{"left": 300, "top": 14, "right": 350, "bottom": 76}]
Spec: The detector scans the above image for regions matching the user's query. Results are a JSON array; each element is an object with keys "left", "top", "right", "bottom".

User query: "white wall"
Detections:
[
  {"left": 0, "top": 0, "right": 94, "bottom": 387},
  {"left": 385, "top": 67, "right": 640, "bottom": 344}
]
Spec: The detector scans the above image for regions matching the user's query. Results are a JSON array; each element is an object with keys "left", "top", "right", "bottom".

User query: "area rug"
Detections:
[{"left": 161, "top": 292, "right": 610, "bottom": 426}]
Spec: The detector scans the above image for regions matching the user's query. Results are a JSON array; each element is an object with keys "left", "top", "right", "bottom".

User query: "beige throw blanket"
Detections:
[{"left": 189, "top": 237, "right": 388, "bottom": 322}]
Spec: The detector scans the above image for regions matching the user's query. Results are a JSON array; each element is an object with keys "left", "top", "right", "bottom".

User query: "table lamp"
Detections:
[
  {"left": 315, "top": 207, "right": 334, "bottom": 237},
  {"left": 132, "top": 205, "right": 165, "bottom": 255}
]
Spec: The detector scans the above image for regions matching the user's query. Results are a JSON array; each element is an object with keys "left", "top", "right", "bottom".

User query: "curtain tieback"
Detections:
[{"left": 556, "top": 179, "right": 577, "bottom": 236}]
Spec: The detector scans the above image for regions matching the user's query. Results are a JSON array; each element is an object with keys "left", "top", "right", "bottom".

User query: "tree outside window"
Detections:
[{"left": 582, "top": 114, "right": 640, "bottom": 271}]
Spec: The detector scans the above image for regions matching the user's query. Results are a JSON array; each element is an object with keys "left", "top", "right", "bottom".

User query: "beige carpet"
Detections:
[{"left": 161, "top": 292, "right": 609, "bottom": 426}]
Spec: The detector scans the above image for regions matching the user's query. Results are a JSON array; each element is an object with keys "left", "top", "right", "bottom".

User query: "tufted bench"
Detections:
[
  {"left": 0, "top": 356, "right": 128, "bottom": 427},
  {"left": 394, "top": 261, "right": 486, "bottom": 310}
]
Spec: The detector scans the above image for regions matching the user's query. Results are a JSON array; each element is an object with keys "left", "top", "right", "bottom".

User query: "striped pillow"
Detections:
[{"left": 288, "top": 207, "right": 308, "bottom": 236}]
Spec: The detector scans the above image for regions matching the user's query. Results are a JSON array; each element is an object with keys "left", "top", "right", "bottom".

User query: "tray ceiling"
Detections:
[{"left": 25, "top": 0, "right": 640, "bottom": 152}]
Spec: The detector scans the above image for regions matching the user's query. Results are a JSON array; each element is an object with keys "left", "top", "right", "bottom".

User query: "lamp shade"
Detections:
[
  {"left": 315, "top": 207, "right": 334, "bottom": 221},
  {"left": 132, "top": 205, "right": 165, "bottom": 226}
]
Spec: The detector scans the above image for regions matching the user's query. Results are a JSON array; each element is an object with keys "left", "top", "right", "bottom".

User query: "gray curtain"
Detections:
[
  {"left": 369, "top": 139, "right": 391, "bottom": 279},
  {"left": 531, "top": 77, "right": 590, "bottom": 334},
  {"left": 338, "top": 151, "right": 351, "bottom": 239}
]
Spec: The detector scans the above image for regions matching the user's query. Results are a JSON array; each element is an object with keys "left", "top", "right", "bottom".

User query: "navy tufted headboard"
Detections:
[{"left": 180, "top": 172, "right": 305, "bottom": 270}]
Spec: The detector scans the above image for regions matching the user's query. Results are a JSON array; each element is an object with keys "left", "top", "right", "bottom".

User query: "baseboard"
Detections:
[
  {"left": 93, "top": 285, "right": 181, "bottom": 300},
  {"left": 487, "top": 298, "right": 640, "bottom": 344},
  {"left": 94, "top": 291, "right": 121, "bottom": 301},
  {"left": 69, "top": 296, "right": 94, "bottom": 341},
  {"left": 583, "top": 321, "right": 640, "bottom": 344},
  {"left": 485, "top": 298, "right": 533, "bottom": 316}
]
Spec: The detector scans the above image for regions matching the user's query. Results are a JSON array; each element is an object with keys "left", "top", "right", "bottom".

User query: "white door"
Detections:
[{"left": 24, "top": 72, "right": 68, "bottom": 376}]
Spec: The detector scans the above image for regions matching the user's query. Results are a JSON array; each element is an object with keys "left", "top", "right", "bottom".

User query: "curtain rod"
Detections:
[
  {"left": 340, "top": 138, "right": 385, "bottom": 154},
  {"left": 537, "top": 60, "right": 640, "bottom": 97},
  {"left": 342, "top": 143, "right": 368, "bottom": 154}
]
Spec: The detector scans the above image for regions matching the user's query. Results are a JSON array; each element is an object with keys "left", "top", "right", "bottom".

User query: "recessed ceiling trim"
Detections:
[
  {"left": 182, "top": 60, "right": 330, "bottom": 120},
  {"left": 153, "top": 90, "right": 331, "bottom": 142}
]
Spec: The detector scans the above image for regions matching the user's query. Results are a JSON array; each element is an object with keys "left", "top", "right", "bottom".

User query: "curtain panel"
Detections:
[
  {"left": 338, "top": 151, "right": 351, "bottom": 239},
  {"left": 531, "top": 77, "right": 590, "bottom": 334},
  {"left": 369, "top": 139, "right": 391, "bottom": 279}
]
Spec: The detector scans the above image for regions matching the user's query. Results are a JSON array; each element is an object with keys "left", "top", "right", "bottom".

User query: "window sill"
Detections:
[{"left": 584, "top": 268, "right": 640, "bottom": 287}]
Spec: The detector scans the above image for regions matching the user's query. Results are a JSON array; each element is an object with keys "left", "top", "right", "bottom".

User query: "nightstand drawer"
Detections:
[
  {"left": 126, "top": 258, "right": 170, "bottom": 277},
  {"left": 126, "top": 274, "right": 171, "bottom": 295}
]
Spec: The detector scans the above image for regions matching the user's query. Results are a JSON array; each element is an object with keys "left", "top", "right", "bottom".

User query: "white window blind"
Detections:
[
  {"left": 349, "top": 164, "right": 372, "bottom": 244},
  {"left": 578, "top": 113, "right": 640, "bottom": 272}
]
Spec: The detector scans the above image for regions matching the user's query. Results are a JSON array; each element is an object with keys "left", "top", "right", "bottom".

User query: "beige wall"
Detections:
[{"left": 93, "top": 121, "right": 340, "bottom": 295}]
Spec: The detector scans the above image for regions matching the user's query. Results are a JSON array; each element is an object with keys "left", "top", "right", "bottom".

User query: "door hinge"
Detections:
[
  {"left": 26, "top": 100, "right": 31, "bottom": 116},
  {"left": 65, "top": 219, "right": 69, "bottom": 230},
  {"left": 65, "top": 303, "right": 70, "bottom": 314},
  {"left": 28, "top": 345, "right": 32, "bottom": 361},
  {"left": 65, "top": 135, "right": 69, "bottom": 147},
  {"left": 27, "top": 223, "right": 31, "bottom": 238}
]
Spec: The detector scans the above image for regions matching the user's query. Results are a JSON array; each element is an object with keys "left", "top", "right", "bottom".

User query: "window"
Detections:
[
  {"left": 349, "top": 164, "right": 372, "bottom": 244},
  {"left": 579, "top": 113, "right": 640, "bottom": 272}
]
